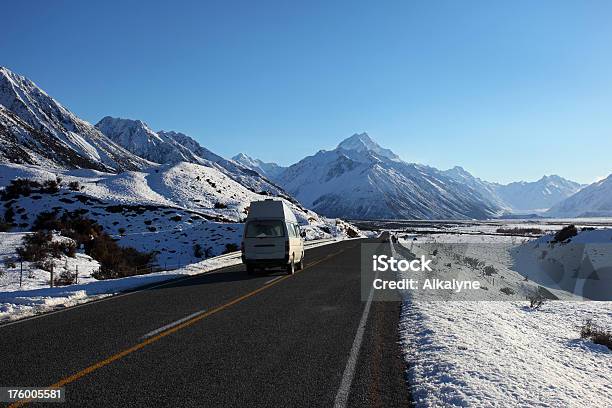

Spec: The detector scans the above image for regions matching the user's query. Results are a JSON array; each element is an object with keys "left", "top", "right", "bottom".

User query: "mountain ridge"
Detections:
[{"left": 0, "top": 67, "right": 150, "bottom": 172}]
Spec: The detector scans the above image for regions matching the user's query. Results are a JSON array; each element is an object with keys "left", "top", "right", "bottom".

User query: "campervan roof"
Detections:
[{"left": 247, "top": 199, "right": 297, "bottom": 222}]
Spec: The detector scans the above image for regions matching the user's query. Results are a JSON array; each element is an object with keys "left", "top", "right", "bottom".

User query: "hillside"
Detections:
[{"left": 0, "top": 163, "right": 361, "bottom": 267}]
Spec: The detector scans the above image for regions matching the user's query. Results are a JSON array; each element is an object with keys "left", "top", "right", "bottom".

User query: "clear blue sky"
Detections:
[{"left": 2, "top": 0, "right": 611, "bottom": 184}]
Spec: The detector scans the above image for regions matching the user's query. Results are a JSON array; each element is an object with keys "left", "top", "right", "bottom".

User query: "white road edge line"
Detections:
[
  {"left": 333, "top": 274, "right": 376, "bottom": 408},
  {"left": 264, "top": 276, "right": 284, "bottom": 285},
  {"left": 141, "top": 309, "right": 208, "bottom": 339}
]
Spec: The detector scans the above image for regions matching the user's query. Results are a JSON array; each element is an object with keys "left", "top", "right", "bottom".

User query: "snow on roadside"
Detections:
[
  {"left": 0, "top": 238, "right": 344, "bottom": 323},
  {"left": 400, "top": 300, "right": 611, "bottom": 407},
  {"left": 394, "top": 229, "right": 612, "bottom": 407},
  {"left": 0, "top": 251, "right": 243, "bottom": 323}
]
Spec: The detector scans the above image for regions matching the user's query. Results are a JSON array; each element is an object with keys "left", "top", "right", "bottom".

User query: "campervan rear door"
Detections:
[{"left": 244, "top": 219, "right": 286, "bottom": 259}]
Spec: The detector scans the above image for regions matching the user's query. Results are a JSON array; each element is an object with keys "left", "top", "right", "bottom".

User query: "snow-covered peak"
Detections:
[
  {"left": 336, "top": 132, "right": 401, "bottom": 161},
  {"left": 444, "top": 166, "right": 474, "bottom": 180},
  {"left": 232, "top": 153, "right": 286, "bottom": 180},
  {"left": 232, "top": 153, "right": 258, "bottom": 167},
  {"left": 0, "top": 67, "right": 151, "bottom": 172},
  {"left": 546, "top": 172, "right": 612, "bottom": 217},
  {"left": 495, "top": 175, "right": 583, "bottom": 212},
  {"left": 96, "top": 116, "right": 163, "bottom": 148}
]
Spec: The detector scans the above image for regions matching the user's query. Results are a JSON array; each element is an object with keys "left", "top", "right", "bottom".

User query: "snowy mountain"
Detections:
[
  {"left": 276, "top": 133, "right": 501, "bottom": 220},
  {"left": 495, "top": 175, "right": 583, "bottom": 212},
  {"left": 337, "top": 132, "right": 401, "bottom": 161},
  {"left": 545, "top": 174, "right": 612, "bottom": 217},
  {"left": 96, "top": 117, "right": 205, "bottom": 165},
  {"left": 95, "top": 117, "right": 290, "bottom": 198},
  {"left": 232, "top": 153, "right": 286, "bottom": 180},
  {"left": 442, "top": 167, "right": 582, "bottom": 213},
  {"left": 442, "top": 166, "right": 511, "bottom": 211},
  {"left": 0, "top": 67, "right": 150, "bottom": 172}
]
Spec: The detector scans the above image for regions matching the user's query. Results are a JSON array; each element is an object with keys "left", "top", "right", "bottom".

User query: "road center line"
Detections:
[
  {"left": 141, "top": 309, "right": 208, "bottom": 339},
  {"left": 8, "top": 244, "right": 352, "bottom": 408},
  {"left": 333, "top": 270, "right": 376, "bottom": 408},
  {"left": 264, "top": 276, "right": 284, "bottom": 285}
]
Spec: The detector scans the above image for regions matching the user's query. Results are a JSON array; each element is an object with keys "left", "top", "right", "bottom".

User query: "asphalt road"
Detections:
[{"left": 0, "top": 239, "right": 411, "bottom": 407}]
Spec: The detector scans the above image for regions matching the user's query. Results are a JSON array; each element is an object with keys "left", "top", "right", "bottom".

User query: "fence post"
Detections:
[
  {"left": 75, "top": 265, "right": 79, "bottom": 284},
  {"left": 19, "top": 258, "right": 23, "bottom": 288},
  {"left": 50, "top": 264, "right": 54, "bottom": 288}
]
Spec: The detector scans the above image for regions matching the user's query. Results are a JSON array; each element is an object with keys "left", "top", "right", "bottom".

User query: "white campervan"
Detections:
[{"left": 241, "top": 199, "right": 305, "bottom": 275}]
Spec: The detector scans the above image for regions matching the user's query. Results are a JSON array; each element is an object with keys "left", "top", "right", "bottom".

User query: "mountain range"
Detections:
[
  {"left": 235, "top": 134, "right": 586, "bottom": 218},
  {"left": 0, "top": 66, "right": 608, "bottom": 220}
]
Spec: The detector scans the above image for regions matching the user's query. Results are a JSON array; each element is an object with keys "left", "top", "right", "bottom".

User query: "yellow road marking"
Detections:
[{"left": 8, "top": 247, "right": 349, "bottom": 408}]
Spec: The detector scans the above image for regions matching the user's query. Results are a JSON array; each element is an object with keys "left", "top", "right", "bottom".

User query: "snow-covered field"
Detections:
[
  {"left": 393, "top": 224, "right": 612, "bottom": 407},
  {"left": 400, "top": 300, "right": 611, "bottom": 407}
]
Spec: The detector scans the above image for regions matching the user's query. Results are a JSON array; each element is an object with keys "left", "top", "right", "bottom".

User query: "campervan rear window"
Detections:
[{"left": 245, "top": 220, "right": 285, "bottom": 238}]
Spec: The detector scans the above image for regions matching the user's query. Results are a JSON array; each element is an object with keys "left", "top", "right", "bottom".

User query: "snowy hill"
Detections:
[
  {"left": 276, "top": 133, "right": 501, "bottom": 220},
  {"left": 0, "top": 162, "right": 362, "bottom": 267},
  {"left": 0, "top": 67, "right": 150, "bottom": 172},
  {"left": 546, "top": 173, "right": 612, "bottom": 217},
  {"left": 232, "top": 153, "right": 286, "bottom": 180},
  {"left": 95, "top": 116, "right": 290, "bottom": 199},
  {"left": 496, "top": 175, "right": 583, "bottom": 212}
]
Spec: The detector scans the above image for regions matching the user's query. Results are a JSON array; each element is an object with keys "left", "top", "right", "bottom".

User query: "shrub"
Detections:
[
  {"left": 30, "top": 211, "right": 155, "bottom": 280},
  {"left": 580, "top": 320, "right": 611, "bottom": 350},
  {"left": 41, "top": 179, "right": 61, "bottom": 194},
  {"left": 500, "top": 287, "right": 515, "bottom": 295},
  {"left": 346, "top": 227, "right": 359, "bottom": 238},
  {"left": 3, "top": 205, "right": 15, "bottom": 224},
  {"left": 17, "top": 231, "right": 54, "bottom": 262},
  {"left": 54, "top": 269, "right": 76, "bottom": 286},
  {"left": 528, "top": 292, "right": 545, "bottom": 309},
  {"left": 32, "top": 211, "right": 63, "bottom": 231},
  {"left": 223, "top": 243, "right": 239, "bottom": 254},
  {"left": 16, "top": 231, "right": 76, "bottom": 262},
  {"left": 68, "top": 181, "right": 81, "bottom": 191},
  {"left": 483, "top": 265, "right": 497, "bottom": 276},
  {"left": 214, "top": 202, "right": 228, "bottom": 209},
  {"left": 552, "top": 225, "right": 578, "bottom": 243},
  {"left": 463, "top": 256, "right": 484, "bottom": 269},
  {"left": 3, "top": 256, "right": 16, "bottom": 269},
  {"left": 193, "top": 243, "right": 204, "bottom": 258},
  {"left": 88, "top": 234, "right": 155, "bottom": 279},
  {"left": 34, "top": 259, "right": 55, "bottom": 272},
  {"left": 0, "top": 178, "right": 41, "bottom": 200}
]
